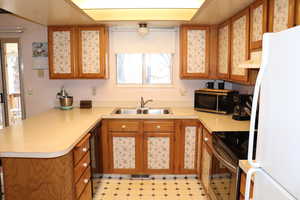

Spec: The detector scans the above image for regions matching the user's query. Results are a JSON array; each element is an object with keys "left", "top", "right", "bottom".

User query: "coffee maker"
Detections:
[{"left": 232, "top": 94, "right": 253, "bottom": 121}]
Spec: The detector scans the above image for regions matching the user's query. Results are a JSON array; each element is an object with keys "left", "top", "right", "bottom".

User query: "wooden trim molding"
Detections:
[{"left": 180, "top": 25, "right": 210, "bottom": 79}]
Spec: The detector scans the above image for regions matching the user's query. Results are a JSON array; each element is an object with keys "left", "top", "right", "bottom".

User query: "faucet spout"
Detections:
[{"left": 140, "top": 97, "right": 153, "bottom": 108}]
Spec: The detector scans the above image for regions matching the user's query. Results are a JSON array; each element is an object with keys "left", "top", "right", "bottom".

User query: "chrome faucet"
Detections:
[{"left": 140, "top": 97, "right": 153, "bottom": 108}]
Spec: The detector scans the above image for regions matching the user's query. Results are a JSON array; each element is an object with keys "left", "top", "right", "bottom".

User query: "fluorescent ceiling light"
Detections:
[{"left": 71, "top": 0, "right": 205, "bottom": 9}]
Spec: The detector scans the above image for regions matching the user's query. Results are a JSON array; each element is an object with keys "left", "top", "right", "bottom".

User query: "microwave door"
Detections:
[{"left": 195, "top": 93, "right": 217, "bottom": 110}]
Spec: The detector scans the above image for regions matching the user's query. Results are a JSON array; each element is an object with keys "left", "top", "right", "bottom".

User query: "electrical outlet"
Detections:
[{"left": 92, "top": 87, "right": 97, "bottom": 96}]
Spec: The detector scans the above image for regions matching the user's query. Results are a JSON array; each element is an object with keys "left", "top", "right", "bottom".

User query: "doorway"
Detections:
[{"left": 0, "top": 39, "right": 25, "bottom": 128}]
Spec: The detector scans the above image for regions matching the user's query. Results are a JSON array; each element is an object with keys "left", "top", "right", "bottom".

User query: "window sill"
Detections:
[{"left": 116, "top": 84, "right": 174, "bottom": 88}]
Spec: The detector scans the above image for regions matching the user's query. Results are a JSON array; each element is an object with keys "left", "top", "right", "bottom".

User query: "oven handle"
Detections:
[{"left": 210, "top": 145, "right": 237, "bottom": 173}]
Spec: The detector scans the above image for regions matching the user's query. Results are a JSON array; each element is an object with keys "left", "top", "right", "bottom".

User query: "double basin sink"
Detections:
[{"left": 112, "top": 108, "right": 172, "bottom": 115}]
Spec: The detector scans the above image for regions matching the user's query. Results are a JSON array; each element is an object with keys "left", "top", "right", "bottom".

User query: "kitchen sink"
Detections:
[{"left": 112, "top": 108, "right": 172, "bottom": 115}]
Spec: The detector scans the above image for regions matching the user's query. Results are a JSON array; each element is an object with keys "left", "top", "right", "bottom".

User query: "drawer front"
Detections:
[
  {"left": 74, "top": 134, "right": 90, "bottom": 165},
  {"left": 78, "top": 181, "right": 92, "bottom": 200},
  {"left": 108, "top": 120, "right": 139, "bottom": 132},
  {"left": 76, "top": 166, "right": 91, "bottom": 199},
  {"left": 143, "top": 120, "right": 174, "bottom": 132},
  {"left": 203, "top": 128, "right": 212, "bottom": 149},
  {"left": 74, "top": 152, "right": 90, "bottom": 183}
]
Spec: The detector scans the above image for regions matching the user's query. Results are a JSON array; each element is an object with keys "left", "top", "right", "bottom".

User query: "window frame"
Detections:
[{"left": 115, "top": 53, "right": 174, "bottom": 87}]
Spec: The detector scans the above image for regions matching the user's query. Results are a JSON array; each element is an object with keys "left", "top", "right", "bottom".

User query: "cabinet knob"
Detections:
[
  {"left": 204, "top": 137, "right": 208, "bottom": 142},
  {"left": 83, "top": 163, "right": 88, "bottom": 167},
  {"left": 82, "top": 147, "right": 88, "bottom": 152},
  {"left": 156, "top": 125, "right": 161, "bottom": 129},
  {"left": 121, "top": 125, "right": 126, "bottom": 129},
  {"left": 83, "top": 179, "right": 89, "bottom": 184}
]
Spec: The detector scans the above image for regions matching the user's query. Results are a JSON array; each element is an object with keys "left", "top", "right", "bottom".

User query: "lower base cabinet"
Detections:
[
  {"left": 239, "top": 171, "right": 254, "bottom": 200},
  {"left": 102, "top": 119, "right": 200, "bottom": 174},
  {"left": 2, "top": 134, "right": 93, "bottom": 200}
]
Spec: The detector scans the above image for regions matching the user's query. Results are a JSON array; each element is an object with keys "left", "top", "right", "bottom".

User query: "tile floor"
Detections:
[{"left": 92, "top": 175, "right": 208, "bottom": 200}]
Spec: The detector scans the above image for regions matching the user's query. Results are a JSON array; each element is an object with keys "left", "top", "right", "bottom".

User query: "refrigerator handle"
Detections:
[{"left": 245, "top": 168, "right": 297, "bottom": 200}]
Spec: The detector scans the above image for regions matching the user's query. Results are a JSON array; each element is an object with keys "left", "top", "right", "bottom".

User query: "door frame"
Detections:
[{"left": 0, "top": 38, "right": 26, "bottom": 126}]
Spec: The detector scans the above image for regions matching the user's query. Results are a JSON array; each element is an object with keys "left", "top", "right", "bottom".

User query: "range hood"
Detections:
[{"left": 239, "top": 51, "right": 262, "bottom": 69}]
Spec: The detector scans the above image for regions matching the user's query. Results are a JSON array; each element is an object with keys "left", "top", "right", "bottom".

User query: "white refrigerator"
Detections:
[{"left": 245, "top": 26, "right": 300, "bottom": 200}]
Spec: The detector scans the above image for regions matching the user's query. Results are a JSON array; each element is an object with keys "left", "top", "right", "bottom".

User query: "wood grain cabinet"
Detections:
[
  {"left": 230, "top": 8, "right": 250, "bottom": 83},
  {"left": 48, "top": 25, "right": 108, "bottom": 79},
  {"left": 201, "top": 128, "right": 213, "bottom": 193},
  {"left": 239, "top": 171, "right": 254, "bottom": 200},
  {"left": 250, "top": 0, "right": 268, "bottom": 50},
  {"left": 178, "top": 120, "right": 199, "bottom": 173},
  {"left": 217, "top": 21, "right": 231, "bottom": 80},
  {"left": 269, "top": 0, "right": 295, "bottom": 32},
  {"left": 2, "top": 134, "right": 93, "bottom": 200},
  {"left": 180, "top": 25, "right": 210, "bottom": 79}
]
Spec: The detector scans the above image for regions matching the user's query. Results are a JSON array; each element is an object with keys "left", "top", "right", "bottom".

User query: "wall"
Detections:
[{"left": 0, "top": 14, "right": 233, "bottom": 117}]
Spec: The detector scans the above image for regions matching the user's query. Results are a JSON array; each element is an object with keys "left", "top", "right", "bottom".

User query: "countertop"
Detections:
[
  {"left": 239, "top": 160, "right": 252, "bottom": 174},
  {"left": 0, "top": 107, "right": 250, "bottom": 158}
]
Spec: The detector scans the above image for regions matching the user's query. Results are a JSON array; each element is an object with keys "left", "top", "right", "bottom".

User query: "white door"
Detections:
[{"left": 250, "top": 26, "right": 300, "bottom": 199}]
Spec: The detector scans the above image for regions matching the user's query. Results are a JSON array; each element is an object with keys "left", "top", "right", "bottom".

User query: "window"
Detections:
[{"left": 116, "top": 53, "right": 173, "bottom": 85}]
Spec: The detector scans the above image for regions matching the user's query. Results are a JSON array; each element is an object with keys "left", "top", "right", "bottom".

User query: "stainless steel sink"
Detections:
[{"left": 112, "top": 108, "right": 172, "bottom": 115}]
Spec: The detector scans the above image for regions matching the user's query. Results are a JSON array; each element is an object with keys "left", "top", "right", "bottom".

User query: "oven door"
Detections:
[{"left": 208, "top": 138, "right": 239, "bottom": 200}]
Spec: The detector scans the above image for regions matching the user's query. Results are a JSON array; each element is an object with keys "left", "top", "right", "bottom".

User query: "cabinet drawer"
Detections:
[
  {"left": 78, "top": 181, "right": 92, "bottom": 200},
  {"left": 76, "top": 166, "right": 91, "bottom": 199},
  {"left": 143, "top": 120, "right": 174, "bottom": 132},
  {"left": 203, "top": 128, "right": 212, "bottom": 149},
  {"left": 108, "top": 120, "right": 139, "bottom": 132},
  {"left": 74, "top": 152, "right": 90, "bottom": 183},
  {"left": 74, "top": 134, "right": 90, "bottom": 165}
]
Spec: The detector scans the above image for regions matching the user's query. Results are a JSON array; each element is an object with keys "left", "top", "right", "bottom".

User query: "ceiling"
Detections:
[{"left": 0, "top": 0, "right": 254, "bottom": 26}]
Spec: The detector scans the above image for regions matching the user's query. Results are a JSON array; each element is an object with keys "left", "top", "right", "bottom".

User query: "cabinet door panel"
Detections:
[
  {"left": 183, "top": 126, "right": 197, "bottom": 170},
  {"left": 250, "top": 0, "right": 268, "bottom": 50},
  {"left": 269, "top": 0, "right": 295, "bottom": 32},
  {"left": 112, "top": 136, "right": 136, "bottom": 169},
  {"left": 180, "top": 26, "right": 210, "bottom": 79},
  {"left": 144, "top": 133, "right": 174, "bottom": 174},
  {"left": 201, "top": 144, "right": 212, "bottom": 192},
  {"left": 230, "top": 9, "right": 250, "bottom": 83},
  {"left": 78, "top": 26, "right": 107, "bottom": 78},
  {"left": 48, "top": 26, "right": 76, "bottom": 79},
  {"left": 217, "top": 22, "right": 230, "bottom": 79}
]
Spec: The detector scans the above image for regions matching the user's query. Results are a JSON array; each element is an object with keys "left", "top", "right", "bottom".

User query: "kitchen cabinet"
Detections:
[
  {"left": 230, "top": 8, "right": 250, "bottom": 83},
  {"left": 217, "top": 20, "right": 231, "bottom": 80},
  {"left": 2, "top": 134, "right": 93, "bottom": 200},
  {"left": 180, "top": 25, "right": 210, "bottom": 79},
  {"left": 268, "top": 0, "right": 295, "bottom": 32},
  {"left": 48, "top": 26, "right": 77, "bottom": 79},
  {"left": 239, "top": 171, "right": 254, "bottom": 200},
  {"left": 102, "top": 119, "right": 200, "bottom": 174},
  {"left": 250, "top": 0, "right": 268, "bottom": 50},
  {"left": 201, "top": 129, "right": 213, "bottom": 193},
  {"left": 107, "top": 120, "right": 143, "bottom": 174},
  {"left": 48, "top": 25, "right": 108, "bottom": 79},
  {"left": 178, "top": 120, "right": 199, "bottom": 174}
]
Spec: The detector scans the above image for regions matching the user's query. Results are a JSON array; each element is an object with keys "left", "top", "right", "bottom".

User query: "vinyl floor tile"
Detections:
[{"left": 92, "top": 176, "right": 208, "bottom": 200}]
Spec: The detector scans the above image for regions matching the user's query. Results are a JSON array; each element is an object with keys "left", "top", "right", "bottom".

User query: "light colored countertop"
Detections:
[
  {"left": 239, "top": 160, "right": 253, "bottom": 174},
  {"left": 0, "top": 107, "right": 250, "bottom": 158}
]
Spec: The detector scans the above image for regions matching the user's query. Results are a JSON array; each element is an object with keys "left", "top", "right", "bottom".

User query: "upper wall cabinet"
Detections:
[
  {"left": 217, "top": 21, "right": 231, "bottom": 80},
  {"left": 48, "top": 26, "right": 108, "bottom": 79},
  {"left": 78, "top": 26, "right": 107, "bottom": 79},
  {"left": 180, "top": 25, "right": 210, "bottom": 79},
  {"left": 269, "top": 0, "right": 296, "bottom": 32},
  {"left": 48, "top": 26, "right": 77, "bottom": 79},
  {"left": 230, "top": 8, "right": 250, "bottom": 83},
  {"left": 250, "top": 0, "right": 268, "bottom": 50}
]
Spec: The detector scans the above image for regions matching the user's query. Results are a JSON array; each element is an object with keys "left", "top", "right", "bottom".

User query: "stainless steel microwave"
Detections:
[{"left": 194, "top": 89, "right": 237, "bottom": 114}]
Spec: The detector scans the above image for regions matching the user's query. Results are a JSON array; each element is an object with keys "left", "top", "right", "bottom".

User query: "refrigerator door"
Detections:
[{"left": 255, "top": 26, "right": 300, "bottom": 199}]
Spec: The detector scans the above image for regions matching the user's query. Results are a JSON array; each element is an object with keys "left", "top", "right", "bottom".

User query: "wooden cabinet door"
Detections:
[
  {"left": 250, "top": 0, "right": 268, "bottom": 50},
  {"left": 201, "top": 143, "right": 212, "bottom": 193},
  {"left": 143, "top": 132, "right": 174, "bottom": 174},
  {"left": 196, "top": 125, "right": 203, "bottom": 177},
  {"left": 180, "top": 25, "right": 210, "bottom": 79},
  {"left": 179, "top": 120, "right": 199, "bottom": 173},
  {"left": 269, "top": 0, "right": 295, "bottom": 32},
  {"left": 217, "top": 21, "right": 231, "bottom": 80},
  {"left": 78, "top": 26, "right": 108, "bottom": 79},
  {"left": 48, "top": 26, "right": 77, "bottom": 79},
  {"left": 109, "top": 133, "right": 142, "bottom": 173},
  {"left": 230, "top": 8, "right": 250, "bottom": 83}
]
